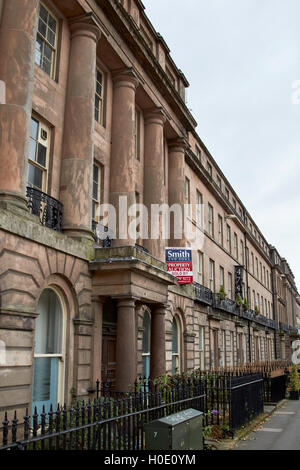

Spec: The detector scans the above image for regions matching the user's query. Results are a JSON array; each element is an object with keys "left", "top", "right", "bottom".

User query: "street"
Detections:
[{"left": 234, "top": 400, "right": 300, "bottom": 450}]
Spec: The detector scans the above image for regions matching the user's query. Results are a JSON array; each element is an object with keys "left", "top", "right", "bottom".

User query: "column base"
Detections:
[
  {"left": 0, "top": 190, "right": 29, "bottom": 212},
  {"left": 62, "top": 225, "right": 95, "bottom": 245}
]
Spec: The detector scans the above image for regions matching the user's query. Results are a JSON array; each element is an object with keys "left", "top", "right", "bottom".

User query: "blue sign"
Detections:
[{"left": 165, "top": 248, "right": 192, "bottom": 263}]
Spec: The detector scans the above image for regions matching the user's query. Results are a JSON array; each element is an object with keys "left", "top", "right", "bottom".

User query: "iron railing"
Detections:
[
  {"left": 194, "top": 283, "right": 213, "bottom": 305},
  {"left": 212, "top": 294, "right": 241, "bottom": 316},
  {"left": 279, "top": 322, "right": 289, "bottom": 333},
  {"left": 26, "top": 186, "right": 63, "bottom": 232}
]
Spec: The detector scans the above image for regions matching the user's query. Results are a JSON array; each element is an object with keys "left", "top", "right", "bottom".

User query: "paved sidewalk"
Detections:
[{"left": 234, "top": 400, "right": 300, "bottom": 450}]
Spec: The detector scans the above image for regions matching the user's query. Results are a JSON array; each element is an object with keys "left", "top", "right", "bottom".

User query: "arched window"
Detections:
[
  {"left": 171, "top": 317, "right": 180, "bottom": 375},
  {"left": 32, "top": 288, "right": 64, "bottom": 415},
  {"left": 142, "top": 310, "right": 151, "bottom": 380}
]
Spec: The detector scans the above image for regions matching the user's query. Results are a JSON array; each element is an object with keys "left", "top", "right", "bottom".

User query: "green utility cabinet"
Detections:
[{"left": 144, "top": 408, "right": 203, "bottom": 450}]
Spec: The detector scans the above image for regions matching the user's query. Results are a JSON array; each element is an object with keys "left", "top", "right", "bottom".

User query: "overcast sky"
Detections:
[{"left": 143, "top": 0, "right": 300, "bottom": 290}]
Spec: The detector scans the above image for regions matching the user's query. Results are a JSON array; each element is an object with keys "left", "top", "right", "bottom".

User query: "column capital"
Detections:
[
  {"left": 152, "top": 304, "right": 169, "bottom": 316},
  {"left": 168, "top": 137, "right": 188, "bottom": 153},
  {"left": 144, "top": 107, "right": 167, "bottom": 126},
  {"left": 69, "top": 12, "right": 102, "bottom": 42},
  {"left": 112, "top": 67, "right": 142, "bottom": 90},
  {"left": 113, "top": 297, "right": 137, "bottom": 308}
]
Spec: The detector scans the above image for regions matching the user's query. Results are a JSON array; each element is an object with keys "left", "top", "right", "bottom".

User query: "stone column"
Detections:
[
  {"left": 0, "top": 0, "right": 39, "bottom": 210},
  {"left": 168, "top": 139, "right": 187, "bottom": 247},
  {"left": 115, "top": 298, "right": 137, "bottom": 392},
  {"left": 60, "top": 14, "right": 101, "bottom": 242},
  {"left": 110, "top": 68, "right": 140, "bottom": 246},
  {"left": 150, "top": 305, "right": 167, "bottom": 379},
  {"left": 143, "top": 108, "right": 166, "bottom": 260}
]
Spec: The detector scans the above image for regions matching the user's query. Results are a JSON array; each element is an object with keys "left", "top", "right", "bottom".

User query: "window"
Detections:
[
  {"left": 32, "top": 288, "right": 64, "bottom": 415},
  {"left": 219, "top": 266, "right": 224, "bottom": 290},
  {"left": 226, "top": 224, "right": 231, "bottom": 253},
  {"left": 196, "top": 191, "right": 203, "bottom": 227},
  {"left": 185, "top": 178, "right": 191, "bottom": 216},
  {"left": 218, "top": 215, "right": 223, "bottom": 245},
  {"left": 216, "top": 175, "right": 222, "bottom": 189},
  {"left": 251, "top": 252, "right": 255, "bottom": 274},
  {"left": 256, "top": 258, "right": 259, "bottom": 278},
  {"left": 225, "top": 187, "right": 229, "bottom": 200},
  {"left": 260, "top": 262, "right": 263, "bottom": 282},
  {"left": 35, "top": 3, "right": 58, "bottom": 78},
  {"left": 267, "top": 270, "right": 269, "bottom": 290},
  {"left": 234, "top": 233, "right": 238, "bottom": 259},
  {"left": 195, "top": 146, "right": 202, "bottom": 162},
  {"left": 232, "top": 199, "right": 236, "bottom": 211},
  {"left": 209, "top": 259, "right": 215, "bottom": 292},
  {"left": 27, "top": 116, "right": 50, "bottom": 192},
  {"left": 257, "top": 293, "right": 260, "bottom": 312},
  {"left": 197, "top": 251, "right": 204, "bottom": 284},
  {"left": 95, "top": 68, "right": 105, "bottom": 124},
  {"left": 263, "top": 266, "right": 266, "bottom": 286},
  {"left": 252, "top": 290, "right": 256, "bottom": 309},
  {"left": 208, "top": 204, "right": 214, "bottom": 237},
  {"left": 206, "top": 162, "right": 212, "bottom": 177},
  {"left": 265, "top": 299, "right": 267, "bottom": 318},
  {"left": 229, "top": 332, "right": 234, "bottom": 366},
  {"left": 228, "top": 272, "right": 233, "bottom": 299},
  {"left": 240, "top": 240, "right": 244, "bottom": 265},
  {"left": 220, "top": 330, "right": 226, "bottom": 367},
  {"left": 171, "top": 317, "right": 180, "bottom": 375},
  {"left": 134, "top": 108, "right": 141, "bottom": 160},
  {"left": 92, "top": 162, "right": 103, "bottom": 224}
]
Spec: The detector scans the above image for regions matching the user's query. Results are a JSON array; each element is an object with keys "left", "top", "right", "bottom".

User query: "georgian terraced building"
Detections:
[{"left": 0, "top": 0, "right": 299, "bottom": 417}]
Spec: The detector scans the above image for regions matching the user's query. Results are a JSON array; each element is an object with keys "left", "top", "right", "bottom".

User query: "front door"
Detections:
[{"left": 101, "top": 335, "right": 117, "bottom": 389}]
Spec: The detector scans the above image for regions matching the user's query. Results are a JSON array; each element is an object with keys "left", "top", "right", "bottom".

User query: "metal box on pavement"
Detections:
[{"left": 144, "top": 408, "right": 203, "bottom": 450}]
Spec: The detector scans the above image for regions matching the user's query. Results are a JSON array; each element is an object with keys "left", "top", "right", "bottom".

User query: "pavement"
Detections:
[{"left": 233, "top": 399, "right": 300, "bottom": 450}]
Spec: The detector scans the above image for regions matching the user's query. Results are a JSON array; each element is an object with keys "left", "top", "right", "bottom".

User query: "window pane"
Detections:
[
  {"left": 38, "top": 18, "right": 47, "bottom": 37},
  {"left": 35, "top": 289, "right": 62, "bottom": 354},
  {"left": 48, "top": 14, "right": 57, "bottom": 33},
  {"left": 40, "top": 4, "right": 48, "bottom": 22},
  {"left": 142, "top": 312, "right": 151, "bottom": 354},
  {"left": 37, "top": 143, "right": 47, "bottom": 167},
  {"left": 32, "top": 357, "right": 51, "bottom": 402},
  {"left": 35, "top": 37, "right": 43, "bottom": 66},
  {"left": 172, "top": 319, "right": 178, "bottom": 353},
  {"left": 28, "top": 163, "right": 43, "bottom": 189},
  {"left": 44, "top": 43, "right": 53, "bottom": 61},
  {"left": 28, "top": 138, "right": 37, "bottom": 161},
  {"left": 47, "top": 29, "right": 56, "bottom": 47},
  {"left": 42, "top": 57, "right": 51, "bottom": 75},
  {"left": 30, "top": 118, "right": 39, "bottom": 139},
  {"left": 93, "top": 181, "right": 98, "bottom": 200}
]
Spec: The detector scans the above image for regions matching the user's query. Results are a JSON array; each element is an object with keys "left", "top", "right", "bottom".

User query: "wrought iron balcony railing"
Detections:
[
  {"left": 92, "top": 221, "right": 113, "bottom": 248},
  {"left": 289, "top": 326, "right": 299, "bottom": 336},
  {"left": 194, "top": 283, "right": 213, "bottom": 305},
  {"left": 26, "top": 186, "right": 63, "bottom": 232},
  {"left": 212, "top": 294, "right": 241, "bottom": 316},
  {"left": 279, "top": 322, "right": 289, "bottom": 333}
]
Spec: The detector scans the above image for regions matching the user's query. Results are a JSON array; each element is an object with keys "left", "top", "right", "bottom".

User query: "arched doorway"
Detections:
[{"left": 32, "top": 288, "right": 65, "bottom": 415}]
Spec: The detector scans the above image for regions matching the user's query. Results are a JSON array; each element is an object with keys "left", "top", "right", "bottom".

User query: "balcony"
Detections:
[
  {"left": 26, "top": 186, "right": 63, "bottom": 232},
  {"left": 92, "top": 221, "right": 113, "bottom": 248},
  {"left": 194, "top": 283, "right": 213, "bottom": 305},
  {"left": 212, "top": 293, "right": 241, "bottom": 316},
  {"left": 279, "top": 322, "right": 289, "bottom": 333}
]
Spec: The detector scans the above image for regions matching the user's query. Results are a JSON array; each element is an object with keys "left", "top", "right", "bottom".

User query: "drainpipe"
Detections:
[{"left": 244, "top": 230, "right": 252, "bottom": 362}]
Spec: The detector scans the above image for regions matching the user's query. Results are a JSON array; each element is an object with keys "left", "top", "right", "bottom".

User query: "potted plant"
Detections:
[
  {"left": 235, "top": 294, "right": 242, "bottom": 308},
  {"left": 288, "top": 364, "right": 300, "bottom": 400},
  {"left": 218, "top": 285, "right": 227, "bottom": 301},
  {"left": 254, "top": 305, "right": 260, "bottom": 315},
  {"left": 242, "top": 298, "right": 249, "bottom": 311}
]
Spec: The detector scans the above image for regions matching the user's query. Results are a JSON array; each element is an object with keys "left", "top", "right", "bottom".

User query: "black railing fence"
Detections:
[
  {"left": 1, "top": 366, "right": 288, "bottom": 451},
  {"left": 26, "top": 186, "right": 63, "bottom": 232}
]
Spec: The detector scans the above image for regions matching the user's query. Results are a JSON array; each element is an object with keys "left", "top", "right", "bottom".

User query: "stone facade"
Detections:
[{"left": 0, "top": 0, "right": 299, "bottom": 418}]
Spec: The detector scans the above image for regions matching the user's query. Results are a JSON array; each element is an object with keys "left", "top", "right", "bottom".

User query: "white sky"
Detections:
[{"left": 142, "top": 0, "right": 300, "bottom": 290}]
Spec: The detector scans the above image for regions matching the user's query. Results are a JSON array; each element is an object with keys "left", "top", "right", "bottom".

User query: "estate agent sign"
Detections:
[{"left": 165, "top": 248, "right": 193, "bottom": 284}]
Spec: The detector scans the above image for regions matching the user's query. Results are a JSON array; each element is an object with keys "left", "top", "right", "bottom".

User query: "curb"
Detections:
[{"left": 205, "top": 399, "right": 287, "bottom": 450}]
